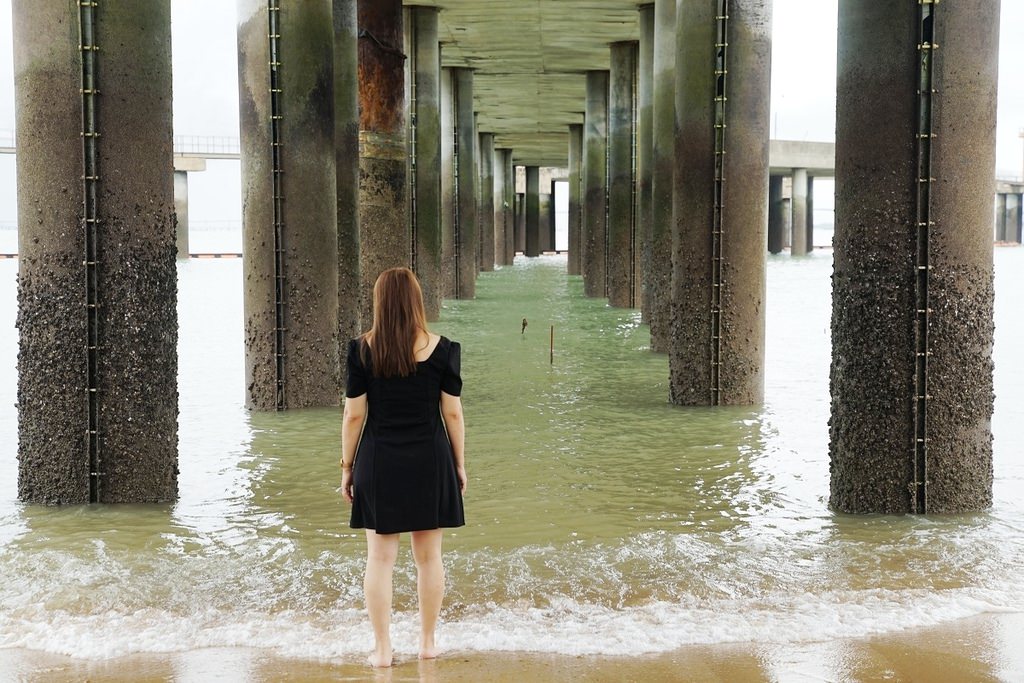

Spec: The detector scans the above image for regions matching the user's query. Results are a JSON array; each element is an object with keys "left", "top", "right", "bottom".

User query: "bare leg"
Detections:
[
  {"left": 364, "top": 530, "right": 399, "bottom": 667},
  {"left": 410, "top": 528, "right": 445, "bottom": 659}
]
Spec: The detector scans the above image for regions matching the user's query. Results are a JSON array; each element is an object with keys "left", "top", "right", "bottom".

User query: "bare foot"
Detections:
[
  {"left": 367, "top": 647, "right": 393, "bottom": 668},
  {"left": 419, "top": 639, "right": 438, "bottom": 660}
]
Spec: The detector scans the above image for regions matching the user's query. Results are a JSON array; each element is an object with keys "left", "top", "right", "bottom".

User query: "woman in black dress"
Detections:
[{"left": 340, "top": 267, "right": 467, "bottom": 668}]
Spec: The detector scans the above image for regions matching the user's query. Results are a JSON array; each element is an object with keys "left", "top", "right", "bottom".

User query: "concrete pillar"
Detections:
[
  {"left": 357, "top": 0, "right": 408, "bottom": 322},
  {"left": 669, "top": 0, "right": 770, "bottom": 406},
  {"left": 515, "top": 190, "right": 526, "bottom": 254},
  {"left": 239, "top": 0, "right": 338, "bottom": 411},
  {"left": 782, "top": 196, "right": 792, "bottom": 249},
  {"left": 542, "top": 183, "right": 554, "bottom": 252},
  {"left": 767, "top": 174, "right": 784, "bottom": 254},
  {"left": 791, "top": 168, "right": 809, "bottom": 255},
  {"left": 994, "top": 193, "right": 1007, "bottom": 241},
  {"left": 14, "top": 0, "right": 177, "bottom": 503},
  {"left": 608, "top": 41, "right": 638, "bottom": 309},
  {"left": 806, "top": 174, "right": 815, "bottom": 251},
  {"left": 583, "top": 71, "right": 609, "bottom": 299},
  {"left": 638, "top": 5, "right": 654, "bottom": 316},
  {"left": 479, "top": 132, "right": 495, "bottom": 271},
  {"left": 525, "top": 166, "right": 541, "bottom": 257},
  {"left": 334, "top": 0, "right": 361, "bottom": 368},
  {"left": 830, "top": 0, "right": 997, "bottom": 513},
  {"left": 648, "top": 0, "right": 675, "bottom": 352},
  {"left": 440, "top": 67, "right": 456, "bottom": 298},
  {"left": 494, "top": 148, "right": 509, "bottom": 266},
  {"left": 1012, "top": 193, "right": 1024, "bottom": 243},
  {"left": 568, "top": 124, "right": 584, "bottom": 275},
  {"left": 409, "top": 6, "right": 442, "bottom": 319},
  {"left": 505, "top": 152, "right": 520, "bottom": 264},
  {"left": 493, "top": 149, "right": 512, "bottom": 266},
  {"left": 174, "top": 170, "right": 190, "bottom": 258},
  {"left": 454, "top": 68, "right": 477, "bottom": 298}
]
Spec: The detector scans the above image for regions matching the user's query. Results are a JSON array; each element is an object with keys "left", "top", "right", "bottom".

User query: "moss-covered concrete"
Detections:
[
  {"left": 669, "top": 0, "right": 770, "bottom": 406},
  {"left": 334, "top": 0, "right": 361, "bottom": 369},
  {"left": 410, "top": 7, "right": 442, "bottom": 320},
  {"left": 608, "top": 42, "right": 638, "bottom": 309},
  {"left": 583, "top": 70, "right": 609, "bottom": 299},
  {"left": 238, "top": 0, "right": 339, "bottom": 412},
  {"left": 830, "top": 0, "right": 996, "bottom": 513},
  {"left": 357, "top": 0, "right": 409, "bottom": 322},
  {"left": 15, "top": 0, "right": 178, "bottom": 503}
]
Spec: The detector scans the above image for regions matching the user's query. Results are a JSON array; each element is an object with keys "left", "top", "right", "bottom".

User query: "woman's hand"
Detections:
[
  {"left": 456, "top": 465, "right": 467, "bottom": 494},
  {"left": 341, "top": 467, "right": 354, "bottom": 504}
]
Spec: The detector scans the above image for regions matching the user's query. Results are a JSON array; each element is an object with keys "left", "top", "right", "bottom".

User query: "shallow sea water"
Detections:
[{"left": 0, "top": 249, "right": 1022, "bottom": 663}]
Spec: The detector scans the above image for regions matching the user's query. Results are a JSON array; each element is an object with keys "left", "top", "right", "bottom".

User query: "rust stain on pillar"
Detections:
[
  {"left": 357, "top": 0, "right": 409, "bottom": 322},
  {"left": 669, "top": 0, "right": 770, "bottom": 406}
]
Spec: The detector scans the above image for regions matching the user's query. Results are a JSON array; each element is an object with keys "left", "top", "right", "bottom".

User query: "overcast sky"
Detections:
[{"left": 0, "top": 0, "right": 1022, "bottom": 227}]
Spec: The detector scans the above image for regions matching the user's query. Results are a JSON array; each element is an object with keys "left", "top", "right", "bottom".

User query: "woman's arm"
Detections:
[
  {"left": 440, "top": 391, "right": 467, "bottom": 493},
  {"left": 340, "top": 394, "right": 367, "bottom": 503}
]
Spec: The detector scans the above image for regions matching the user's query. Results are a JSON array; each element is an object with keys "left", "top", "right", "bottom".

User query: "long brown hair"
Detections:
[{"left": 362, "top": 267, "right": 429, "bottom": 378}]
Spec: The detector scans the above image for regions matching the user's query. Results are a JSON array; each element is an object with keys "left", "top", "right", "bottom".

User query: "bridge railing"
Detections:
[
  {"left": 173, "top": 135, "right": 240, "bottom": 156},
  {"left": 0, "top": 130, "right": 240, "bottom": 157}
]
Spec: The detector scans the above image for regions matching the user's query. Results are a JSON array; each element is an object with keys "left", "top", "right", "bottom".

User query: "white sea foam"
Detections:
[{"left": 0, "top": 584, "right": 1020, "bottom": 661}]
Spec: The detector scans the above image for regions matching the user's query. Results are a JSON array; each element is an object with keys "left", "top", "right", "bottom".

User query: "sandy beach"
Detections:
[{"left": 1, "top": 612, "right": 1020, "bottom": 682}]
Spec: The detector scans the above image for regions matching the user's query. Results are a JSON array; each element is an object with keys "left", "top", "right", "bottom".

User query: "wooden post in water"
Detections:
[{"left": 550, "top": 325, "right": 554, "bottom": 364}]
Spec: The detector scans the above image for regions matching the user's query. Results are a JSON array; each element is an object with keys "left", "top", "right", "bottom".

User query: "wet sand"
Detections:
[{"left": 1, "top": 612, "right": 1020, "bottom": 682}]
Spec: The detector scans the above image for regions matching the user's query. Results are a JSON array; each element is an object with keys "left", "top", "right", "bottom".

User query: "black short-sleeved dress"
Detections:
[{"left": 345, "top": 336, "right": 466, "bottom": 535}]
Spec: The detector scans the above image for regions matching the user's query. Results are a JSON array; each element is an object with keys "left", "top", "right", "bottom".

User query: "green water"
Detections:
[{"left": 0, "top": 252, "right": 1022, "bottom": 658}]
